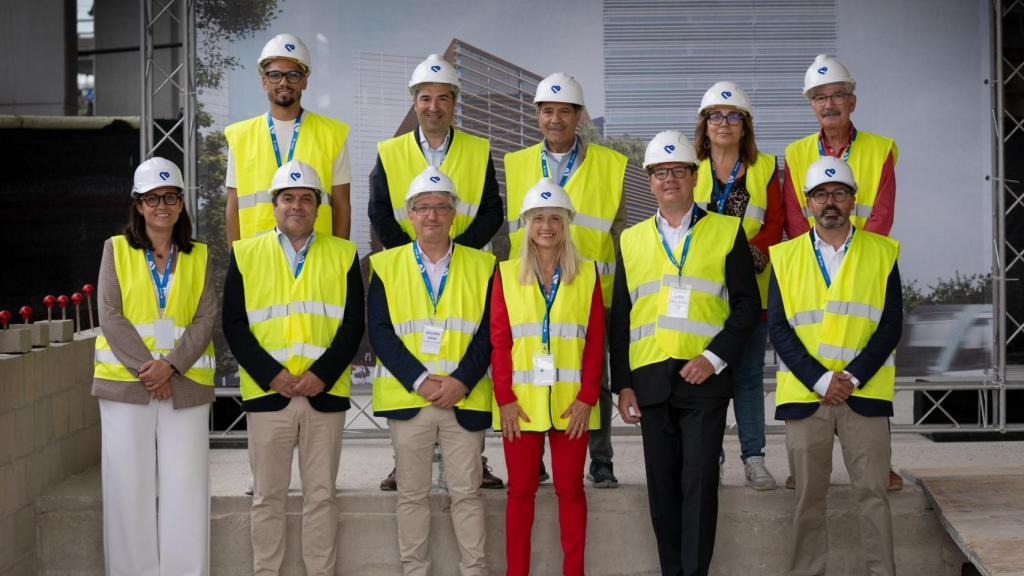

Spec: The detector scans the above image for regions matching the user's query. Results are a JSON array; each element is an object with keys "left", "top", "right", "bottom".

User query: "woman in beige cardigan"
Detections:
[{"left": 92, "top": 157, "right": 216, "bottom": 576}]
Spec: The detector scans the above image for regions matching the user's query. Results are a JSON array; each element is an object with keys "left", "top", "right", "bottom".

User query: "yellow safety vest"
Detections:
[
  {"left": 785, "top": 130, "right": 898, "bottom": 230},
  {"left": 695, "top": 152, "right": 777, "bottom": 308},
  {"left": 369, "top": 243, "right": 495, "bottom": 414},
  {"left": 378, "top": 129, "right": 490, "bottom": 240},
  {"left": 225, "top": 111, "right": 349, "bottom": 239},
  {"left": 621, "top": 212, "right": 740, "bottom": 370},
  {"left": 770, "top": 229, "right": 899, "bottom": 406},
  {"left": 232, "top": 232, "right": 357, "bottom": 401},
  {"left": 493, "top": 259, "right": 601, "bottom": 432},
  {"left": 94, "top": 235, "right": 215, "bottom": 384},
  {"left": 504, "top": 142, "right": 627, "bottom": 306}
]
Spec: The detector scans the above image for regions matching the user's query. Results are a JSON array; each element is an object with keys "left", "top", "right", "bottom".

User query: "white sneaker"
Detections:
[{"left": 744, "top": 456, "right": 777, "bottom": 491}]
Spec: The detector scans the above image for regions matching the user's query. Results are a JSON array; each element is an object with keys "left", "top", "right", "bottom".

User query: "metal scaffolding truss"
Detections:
[{"left": 139, "top": 0, "right": 197, "bottom": 228}]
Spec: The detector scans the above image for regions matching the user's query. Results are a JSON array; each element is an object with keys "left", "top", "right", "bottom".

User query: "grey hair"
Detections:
[{"left": 405, "top": 191, "right": 458, "bottom": 211}]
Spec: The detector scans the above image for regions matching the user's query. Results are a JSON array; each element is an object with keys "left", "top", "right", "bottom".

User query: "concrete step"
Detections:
[{"left": 36, "top": 436, "right": 971, "bottom": 576}]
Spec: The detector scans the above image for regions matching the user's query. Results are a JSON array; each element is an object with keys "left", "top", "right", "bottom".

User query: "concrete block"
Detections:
[
  {"left": 0, "top": 353, "right": 27, "bottom": 412},
  {"left": 0, "top": 512, "right": 13, "bottom": 571},
  {"left": 67, "top": 388, "right": 84, "bottom": 433},
  {"left": 13, "top": 405, "right": 34, "bottom": 460},
  {"left": 0, "top": 460, "right": 29, "bottom": 518},
  {"left": 0, "top": 329, "right": 31, "bottom": 354},
  {"left": 33, "top": 396, "right": 53, "bottom": 451},
  {"left": 14, "top": 504, "right": 35, "bottom": 564},
  {"left": 10, "top": 324, "right": 49, "bottom": 348},
  {"left": 5, "top": 552, "right": 37, "bottom": 576},
  {"left": 0, "top": 410, "right": 15, "bottom": 465},
  {"left": 37, "top": 320, "right": 74, "bottom": 343},
  {"left": 51, "top": 389, "right": 69, "bottom": 439}
]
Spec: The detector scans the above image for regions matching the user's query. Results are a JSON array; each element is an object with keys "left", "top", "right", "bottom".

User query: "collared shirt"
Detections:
[
  {"left": 275, "top": 226, "right": 315, "bottom": 276},
  {"left": 417, "top": 126, "right": 452, "bottom": 168},
  {"left": 412, "top": 239, "right": 454, "bottom": 391},
  {"left": 818, "top": 124, "right": 856, "bottom": 159},
  {"left": 809, "top": 225, "right": 861, "bottom": 395},
  {"left": 541, "top": 136, "right": 584, "bottom": 184},
  {"left": 654, "top": 205, "right": 727, "bottom": 374}
]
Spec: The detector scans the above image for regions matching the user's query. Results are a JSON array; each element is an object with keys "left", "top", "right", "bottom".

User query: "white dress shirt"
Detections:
[
  {"left": 809, "top": 225, "right": 861, "bottom": 396},
  {"left": 412, "top": 240, "right": 454, "bottom": 391}
]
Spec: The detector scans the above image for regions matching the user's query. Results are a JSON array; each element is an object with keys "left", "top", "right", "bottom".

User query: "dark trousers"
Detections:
[{"left": 639, "top": 399, "right": 728, "bottom": 576}]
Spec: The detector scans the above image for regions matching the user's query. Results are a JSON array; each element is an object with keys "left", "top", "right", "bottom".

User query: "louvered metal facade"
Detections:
[{"left": 603, "top": 0, "right": 837, "bottom": 157}]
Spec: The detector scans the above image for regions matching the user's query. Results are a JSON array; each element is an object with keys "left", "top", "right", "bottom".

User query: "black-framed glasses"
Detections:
[
  {"left": 810, "top": 92, "right": 852, "bottom": 106},
  {"left": 707, "top": 110, "right": 744, "bottom": 126},
  {"left": 409, "top": 204, "right": 455, "bottom": 215},
  {"left": 139, "top": 192, "right": 181, "bottom": 207},
  {"left": 808, "top": 189, "right": 853, "bottom": 204},
  {"left": 264, "top": 70, "right": 306, "bottom": 84},
  {"left": 650, "top": 166, "right": 695, "bottom": 181}
]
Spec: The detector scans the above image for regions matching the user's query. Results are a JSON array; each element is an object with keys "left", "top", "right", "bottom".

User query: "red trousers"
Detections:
[{"left": 503, "top": 430, "right": 589, "bottom": 576}]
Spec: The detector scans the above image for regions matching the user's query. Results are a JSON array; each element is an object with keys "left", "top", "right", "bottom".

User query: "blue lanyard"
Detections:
[
  {"left": 144, "top": 246, "right": 175, "bottom": 311},
  {"left": 809, "top": 227, "right": 855, "bottom": 288},
  {"left": 412, "top": 241, "right": 451, "bottom": 317},
  {"left": 540, "top": 140, "right": 579, "bottom": 187},
  {"left": 818, "top": 127, "right": 858, "bottom": 161},
  {"left": 710, "top": 156, "right": 743, "bottom": 214},
  {"left": 267, "top": 109, "right": 303, "bottom": 167},
  {"left": 657, "top": 210, "right": 699, "bottom": 276},
  {"left": 538, "top": 265, "right": 561, "bottom": 352},
  {"left": 293, "top": 235, "right": 313, "bottom": 278}
]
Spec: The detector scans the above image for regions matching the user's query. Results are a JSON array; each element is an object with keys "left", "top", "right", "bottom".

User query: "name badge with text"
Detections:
[
  {"left": 532, "top": 352, "right": 556, "bottom": 386},
  {"left": 421, "top": 323, "right": 444, "bottom": 356},
  {"left": 154, "top": 318, "right": 176, "bottom": 350}
]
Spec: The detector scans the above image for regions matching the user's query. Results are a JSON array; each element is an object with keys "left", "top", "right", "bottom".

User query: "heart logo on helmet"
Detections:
[
  {"left": 290, "top": 172, "right": 301, "bottom": 181},
  {"left": 551, "top": 85, "right": 561, "bottom": 93},
  {"left": 541, "top": 191, "right": 552, "bottom": 199},
  {"left": 824, "top": 168, "right": 836, "bottom": 177},
  {"left": 664, "top": 144, "right": 675, "bottom": 154},
  {"left": 721, "top": 91, "right": 732, "bottom": 99},
  {"left": 817, "top": 66, "right": 828, "bottom": 75},
  {"left": 429, "top": 176, "right": 441, "bottom": 183},
  {"left": 285, "top": 43, "right": 296, "bottom": 52},
  {"left": 159, "top": 171, "right": 170, "bottom": 180},
  {"left": 430, "top": 65, "right": 441, "bottom": 73}
]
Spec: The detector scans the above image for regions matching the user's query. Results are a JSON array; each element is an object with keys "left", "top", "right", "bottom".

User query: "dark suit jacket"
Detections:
[
  {"left": 222, "top": 248, "right": 365, "bottom": 413},
  {"left": 610, "top": 210, "right": 760, "bottom": 407},
  {"left": 767, "top": 251, "right": 903, "bottom": 420},
  {"left": 368, "top": 126, "right": 504, "bottom": 250}
]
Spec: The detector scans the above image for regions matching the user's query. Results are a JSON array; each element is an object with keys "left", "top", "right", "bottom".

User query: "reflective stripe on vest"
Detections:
[
  {"left": 370, "top": 243, "right": 495, "bottom": 414},
  {"left": 493, "top": 259, "right": 600, "bottom": 432},
  {"left": 378, "top": 129, "right": 490, "bottom": 240},
  {"left": 695, "top": 151, "right": 777, "bottom": 308},
  {"left": 93, "top": 235, "right": 215, "bottom": 385},
  {"left": 785, "top": 130, "right": 898, "bottom": 231},
  {"left": 770, "top": 229, "right": 899, "bottom": 406},
  {"left": 233, "top": 232, "right": 357, "bottom": 401},
  {"left": 504, "top": 142, "right": 627, "bottom": 306},
  {"left": 621, "top": 213, "right": 739, "bottom": 370},
  {"left": 225, "top": 111, "right": 349, "bottom": 239}
]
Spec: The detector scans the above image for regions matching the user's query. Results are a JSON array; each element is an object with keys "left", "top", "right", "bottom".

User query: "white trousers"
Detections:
[{"left": 99, "top": 398, "right": 210, "bottom": 576}]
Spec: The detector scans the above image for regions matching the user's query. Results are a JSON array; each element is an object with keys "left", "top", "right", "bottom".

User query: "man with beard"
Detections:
[
  {"left": 225, "top": 34, "right": 352, "bottom": 242},
  {"left": 768, "top": 157, "right": 902, "bottom": 576},
  {"left": 780, "top": 53, "right": 902, "bottom": 491}
]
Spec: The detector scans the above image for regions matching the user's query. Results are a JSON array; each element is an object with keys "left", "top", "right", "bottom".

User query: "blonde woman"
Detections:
[{"left": 491, "top": 178, "right": 604, "bottom": 576}]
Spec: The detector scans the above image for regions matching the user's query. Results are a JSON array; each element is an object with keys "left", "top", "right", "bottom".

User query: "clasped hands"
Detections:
[
  {"left": 269, "top": 369, "right": 327, "bottom": 398},
  {"left": 820, "top": 371, "right": 855, "bottom": 406},
  {"left": 417, "top": 374, "right": 468, "bottom": 408},
  {"left": 139, "top": 358, "right": 175, "bottom": 400}
]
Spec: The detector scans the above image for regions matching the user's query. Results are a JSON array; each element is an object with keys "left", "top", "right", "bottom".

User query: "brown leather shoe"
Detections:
[
  {"left": 888, "top": 468, "right": 904, "bottom": 491},
  {"left": 481, "top": 456, "right": 504, "bottom": 489},
  {"left": 785, "top": 475, "right": 795, "bottom": 490},
  {"left": 380, "top": 467, "right": 397, "bottom": 491}
]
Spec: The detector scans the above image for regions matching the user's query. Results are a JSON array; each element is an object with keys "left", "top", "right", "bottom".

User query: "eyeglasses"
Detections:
[
  {"left": 649, "top": 166, "right": 695, "bottom": 181},
  {"left": 264, "top": 70, "right": 306, "bottom": 84},
  {"left": 139, "top": 192, "right": 181, "bottom": 207},
  {"left": 409, "top": 204, "right": 455, "bottom": 215},
  {"left": 707, "top": 110, "right": 744, "bottom": 126},
  {"left": 810, "top": 92, "right": 853, "bottom": 106},
  {"left": 808, "top": 189, "right": 853, "bottom": 204}
]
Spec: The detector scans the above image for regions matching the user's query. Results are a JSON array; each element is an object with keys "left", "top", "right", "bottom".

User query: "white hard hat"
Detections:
[
  {"left": 534, "top": 73, "right": 585, "bottom": 107},
  {"left": 405, "top": 166, "right": 459, "bottom": 205},
  {"left": 803, "top": 156, "right": 858, "bottom": 195},
  {"left": 803, "top": 54, "right": 855, "bottom": 97},
  {"left": 132, "top": 157, "right": 183, "bottom": 196},
  {"left": 699, "top": 81, "right": 752, "bottom": 116},
  {"left": 408, "top": 54, "right": 461, "bottom": 97},
  {"left": 259, "top": 34, "right": 311, "bottom": 73},
  {"left": 269, "top": 159, "right": 323, "bottom": 196},
  {"left": 519, "top": 178, "right": 576, "bottom": 222},
  {"left": 643, "top": 130, "right": 698, "bottom": 170}
]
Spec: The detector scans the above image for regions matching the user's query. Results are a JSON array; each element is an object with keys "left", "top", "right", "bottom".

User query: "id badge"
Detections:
[
  {"left": 154, "top": 318, "right": 176, "bottom": 349},
  {"left": 421, "top": 323, "right": 444, "bottom": 355},
  {"left": 666, "top": 283, "right": 692, "bottom": 319},
  {"left": 532, "top": 352, "right": 555, "bottom": 386}
]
